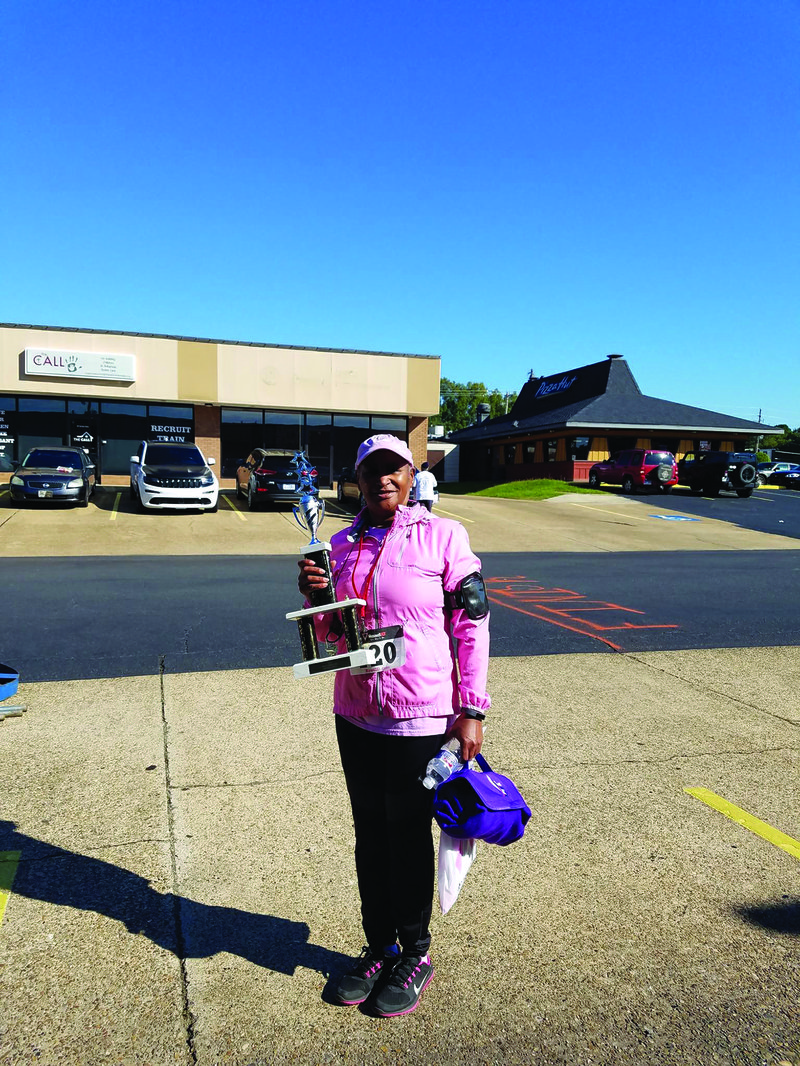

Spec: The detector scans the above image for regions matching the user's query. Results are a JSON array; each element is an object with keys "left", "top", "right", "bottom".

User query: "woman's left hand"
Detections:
[{"left": 451, "top": 716, "right": 484, "bottom": 761}]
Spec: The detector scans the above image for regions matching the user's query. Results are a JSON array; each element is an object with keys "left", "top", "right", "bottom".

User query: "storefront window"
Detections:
[
  {"left": 306, "top": 413, "right": 332, "bottom": 484},
  {"left": 569, "top": 437, "right": 590, "bottom": 460},
  {"left": 264, "top": 411, "right": 303, "bottom": 451},
  {"left": 545, "top": 439, "right": 558, "bottom": 462},
  {"left": 222, "top": 408, "right": 264, "bottom": 423},
  {"left": 149, "top": 404, "right": 192, "bottom": 421},
  {"left": 18, "top": 397, "right": 67, "bottom": 455},
  {"left": 370, "top": 416, "right": 407, "bottom": 433},
  {"left": 0, "top": 399, "right": 16, "bottom": 463},
  {"left": 504, "top": 444, "right": 516, "bottom": 465},
  {"left": 68, "top": 400, "right": 98, "bottom": 414},
  {"left": 100, "top": 402, "right": 148, "bottom": 475}
]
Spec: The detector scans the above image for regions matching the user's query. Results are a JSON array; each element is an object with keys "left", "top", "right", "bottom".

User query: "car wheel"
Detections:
[
  {"left": 621, "top": 476, "right": 634, "bottom": 494},
  {"left": 736, "top": 488, "right": 754, "bottom": 498},
  {"left": 207, "top": 497, "right": 219, "bottom": 512},
  {"left": 79, "top": 484, "right": 89, "bottom": 507},
  {"left": 588, "top": 471, "right": 601, "bottom": 489},
  {"left": 129, "top": 481, "right": 137, "bottom": 500},
  {"left": 248, "top": 483, "right": 259, "bottom": 511},
  {"left": 235, "top": 479, "right": 244, "bottom": 499}
]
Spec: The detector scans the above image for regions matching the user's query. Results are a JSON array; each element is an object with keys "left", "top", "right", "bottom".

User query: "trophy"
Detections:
[{"left": 285, "top": 452, "right": 373, "bottom": 679}]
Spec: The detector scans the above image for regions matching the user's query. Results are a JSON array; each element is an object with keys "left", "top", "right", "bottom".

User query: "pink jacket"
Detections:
[{"left": 314, "top": 504, "right": 491, "bottom": 719}]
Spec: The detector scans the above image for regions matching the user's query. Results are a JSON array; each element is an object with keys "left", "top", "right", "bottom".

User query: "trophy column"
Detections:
[{"left": 285, "top": 451, "right": 373, "bottom": 679}]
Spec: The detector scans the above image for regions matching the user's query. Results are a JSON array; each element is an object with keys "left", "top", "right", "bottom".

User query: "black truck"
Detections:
[{"left": 676, "top": 451, "right": 758, "bottom": 498}]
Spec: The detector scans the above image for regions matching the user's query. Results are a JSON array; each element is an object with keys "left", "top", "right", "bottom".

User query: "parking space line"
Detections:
[
  {"left": 110, "top": 492, "right": 121, "bottom": 521},
  {"left": 0, "top": 487, "right": 8, "bottom": 498},
  {"left": 222, "top": 494, "right": 247, "bottom": 521},
  {"left": 686, "top": 787, "right": 800, "bottom": 862},
  {"left": 434, "top": 506, "right": 474, "bottom": 523},
  {"left": 570, "top": 503, "right": 650, "bottom": 522},
  {"left": 0, "top": 851, "right": 21, "bottom": 927}
]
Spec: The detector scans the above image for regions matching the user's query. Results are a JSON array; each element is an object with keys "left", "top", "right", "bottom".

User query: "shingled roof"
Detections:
[{"left": 450, "top": 357, "right": 780, "bottom": 441}]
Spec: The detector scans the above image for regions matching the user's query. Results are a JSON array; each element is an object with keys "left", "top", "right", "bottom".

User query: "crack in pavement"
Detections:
[
  {"left": 624, "top": 652, "right": 800, "bottom": 730},
  {"left": 172, "top": 768, "right": 341, "bottom": 791},
  {"left": 159, "top": 655, "right": 198, "bottom": 1066},
  {"left": 513, "top": 744, "right": 799, "bottom": 773}
]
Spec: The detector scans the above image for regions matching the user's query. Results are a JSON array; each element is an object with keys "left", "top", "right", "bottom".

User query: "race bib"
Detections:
[{"left": 350, "top": 625, "right": 406, "bottom": 674}]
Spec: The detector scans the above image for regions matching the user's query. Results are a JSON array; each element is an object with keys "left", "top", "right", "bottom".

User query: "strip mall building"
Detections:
[
  {"left": 0, "top": 324, "right": 440, "bottom": 485},
  {"left": 1, "top": 327, "right": 778, "bottom": 487},
  {"left": 448, "top": 355, "right": 778, "bottom": 482}
]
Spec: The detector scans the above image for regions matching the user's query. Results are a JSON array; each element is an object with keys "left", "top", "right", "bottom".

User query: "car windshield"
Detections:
[
  {"left": 757, "top": 462, "right": 775, "bottom": 470},
  {"left": 145, "top": 445, "right": 204, "bottom": 465},
  {"left": 731, "top": 453, "right": 757, "bottom": 462},
  {"left": 22, "top": 450, "right": 81, "bottom": 469},
  {"left": 645, "top": 452, "right": 673, "bottom": 464}
]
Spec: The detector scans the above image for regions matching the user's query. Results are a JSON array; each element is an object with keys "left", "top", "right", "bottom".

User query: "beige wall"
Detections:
[{"left": 0, "top": 326, "right": 440, "bottom": 417}]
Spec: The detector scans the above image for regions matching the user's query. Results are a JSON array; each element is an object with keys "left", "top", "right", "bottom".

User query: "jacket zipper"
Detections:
[{"left": 374, "top": 530, "right": 385, "bottom": 716}]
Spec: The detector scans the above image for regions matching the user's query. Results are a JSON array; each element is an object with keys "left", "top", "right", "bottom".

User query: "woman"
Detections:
[{"left": 298, "top": 433, "right": 490, "bottom": 1017}]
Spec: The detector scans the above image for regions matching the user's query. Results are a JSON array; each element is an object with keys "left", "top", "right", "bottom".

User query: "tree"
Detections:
[
  {"left": 761, "top": 424, "right": 800, "bottom": 451},
  {"left": 437, "top": 378, "right": 518, "bottom": 433}
]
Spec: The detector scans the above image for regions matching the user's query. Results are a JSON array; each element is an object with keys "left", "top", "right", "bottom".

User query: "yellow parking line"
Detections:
[
  {"left": 222, "top": 494, "right": 247, "bottom": 521},
  {"left": 686, "top": 787, "right": 800, "bottom": 862},
  {"left": 110, "top": 492, "right": 121, "bottom": 520},
  {"left": 570, "top": 503, "right": 650, "bottom": 522},
  {"left": 435, "top": 506, "right": 474, "bottom": 524},
  {"left": 0, "top": 851, "right": 21, "bottom": 927},
  {"left": 0, "top": 487, "right": 8, "bottom": 498}
]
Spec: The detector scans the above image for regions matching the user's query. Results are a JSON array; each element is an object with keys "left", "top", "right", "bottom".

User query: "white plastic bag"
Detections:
[{"left": 438, "top": 831, "right": 477, "bottom": 915}]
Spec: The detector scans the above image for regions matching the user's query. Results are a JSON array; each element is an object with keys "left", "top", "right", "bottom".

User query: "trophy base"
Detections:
[
  {"left": 292, "top": 647, "right": 373, "bottom": 680},
  {"left": 285, "top": 596, "right": 366, "bottom": 621}
]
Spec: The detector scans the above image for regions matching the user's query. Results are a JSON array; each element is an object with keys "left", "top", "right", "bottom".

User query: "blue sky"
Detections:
[{"left": 2, "top": 0, "right": 798, "bottom": 427}]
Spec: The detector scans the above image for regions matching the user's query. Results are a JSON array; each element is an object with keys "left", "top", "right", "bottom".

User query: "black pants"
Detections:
[
  {"left": 419, "top": 499, "right": 433, "bottom": 512},
  {"left": 336, "top": 715, "right": 447, "bottom": 956}
]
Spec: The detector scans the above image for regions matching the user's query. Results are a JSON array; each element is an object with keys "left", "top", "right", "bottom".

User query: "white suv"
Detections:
[{"left": 130, "top": 441, "right": 219, "bottom": 512}]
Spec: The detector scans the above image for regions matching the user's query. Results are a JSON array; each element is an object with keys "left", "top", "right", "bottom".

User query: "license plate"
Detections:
[
  {"left": 38, "top": 490, "right": 53, "bottom": 498},
  {"left": 282, "top": 483, "right": 295, "bottom": 491},
  {"left": 350, "top": 625, "right": 406, "bottom": 674}
]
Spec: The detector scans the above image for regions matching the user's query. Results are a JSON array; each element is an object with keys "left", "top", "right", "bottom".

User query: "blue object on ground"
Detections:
[{"left": 0, "top": 663, "right": 19, "bottom": 702}]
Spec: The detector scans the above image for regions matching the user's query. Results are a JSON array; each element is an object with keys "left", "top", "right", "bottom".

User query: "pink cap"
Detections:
[{"left": 355, "top": 433, "right": 414, "bottom": 470}]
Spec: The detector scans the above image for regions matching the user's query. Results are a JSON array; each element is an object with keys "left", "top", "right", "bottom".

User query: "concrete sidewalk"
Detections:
[{"left": 2, "top": 649, "right": 799, "bottom": 1065}]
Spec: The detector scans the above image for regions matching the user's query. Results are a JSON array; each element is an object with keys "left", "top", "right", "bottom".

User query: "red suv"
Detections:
[{"left": 588, "top": 449, "right": 679, "bottom": 494}]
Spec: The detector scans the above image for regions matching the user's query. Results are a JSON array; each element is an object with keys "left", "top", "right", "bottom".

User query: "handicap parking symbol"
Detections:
[{"left": 649, "top": 514, "right": 700, "bottom": 521}]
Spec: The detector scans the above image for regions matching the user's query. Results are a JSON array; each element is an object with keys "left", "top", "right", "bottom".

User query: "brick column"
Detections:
[
  {"left": 408, "top": 416, "right": 429, "bottom": 468},
  {"left": 194, "top": 405, "right": 222, "bottom": 472}
]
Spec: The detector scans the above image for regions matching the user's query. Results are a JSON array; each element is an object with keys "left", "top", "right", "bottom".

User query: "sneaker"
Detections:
[
  {"left": 332, "top": 945, "right": 400, "bottom": 1006},
  {"left": 371, "top": 953, "right": 434, "bottom": 1017}
]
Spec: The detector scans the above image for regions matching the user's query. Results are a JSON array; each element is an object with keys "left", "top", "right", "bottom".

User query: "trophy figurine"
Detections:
[{"left": 285, "top": 451, "right": 373, "bottom": 679}]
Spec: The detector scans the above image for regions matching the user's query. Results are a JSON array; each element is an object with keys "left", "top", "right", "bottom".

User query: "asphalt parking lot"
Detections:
[
  {"left": 620, "top": 482, "right": 800, "bottom": 540},
  {"left": 1, "top": 489, "right": 799, "bottom": 1065}
]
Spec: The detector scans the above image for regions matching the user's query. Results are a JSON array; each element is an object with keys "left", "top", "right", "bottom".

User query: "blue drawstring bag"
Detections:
[{"left": 432, "top": 753, "right": 531, "bottom": 846}]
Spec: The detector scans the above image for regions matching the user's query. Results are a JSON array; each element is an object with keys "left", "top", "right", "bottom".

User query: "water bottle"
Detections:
[{"left": 421, "top": 736, "right": 462, "bottom": 790}]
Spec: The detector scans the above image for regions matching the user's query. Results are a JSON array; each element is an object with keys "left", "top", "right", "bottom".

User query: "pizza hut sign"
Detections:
[{"left": 25, "top": 348, "right": 136, "bottom": 382}]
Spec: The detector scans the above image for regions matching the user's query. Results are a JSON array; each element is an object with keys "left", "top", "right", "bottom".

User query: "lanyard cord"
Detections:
[{"left": 347, "top": 526, "right": 391, "bottom": 617}]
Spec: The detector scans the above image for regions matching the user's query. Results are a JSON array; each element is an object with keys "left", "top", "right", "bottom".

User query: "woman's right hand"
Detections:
[{"left": 298, "top": 558, "right": 329, "bottom": 598}]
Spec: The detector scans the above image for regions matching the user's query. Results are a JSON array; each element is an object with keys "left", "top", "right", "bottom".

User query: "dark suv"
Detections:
[
  {"left": 588, "top": 449, "right": 679, "bottom": 494},
  {"left": 235, "top": 449, "right": 298, "bottom": 510},
  {"left": 677, "top": 451, "right": 758, "bottom": 498}
]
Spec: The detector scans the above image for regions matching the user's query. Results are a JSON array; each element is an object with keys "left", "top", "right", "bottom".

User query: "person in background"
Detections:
[
  {"left": 297, "top": 434, "right": 490, "bottom": 1017},
  {"left": 412, "top": 461, "right": 438, "bottom": 512}
]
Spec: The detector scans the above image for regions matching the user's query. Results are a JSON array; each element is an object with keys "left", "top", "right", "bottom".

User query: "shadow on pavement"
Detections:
[
  {"left": 735, "top": 899, "right": 800, "bottom": 936},
  {"left": 1, "top": 821, "right": 350, "bottom": 977}
]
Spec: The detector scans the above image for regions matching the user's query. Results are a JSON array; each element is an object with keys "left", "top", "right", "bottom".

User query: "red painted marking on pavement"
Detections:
[
  {"left": 487, "top": 595, "right": 624, "bottom": 651},
  {"left": 486, "top": 575, "right": 679, "bottom": 649}
]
